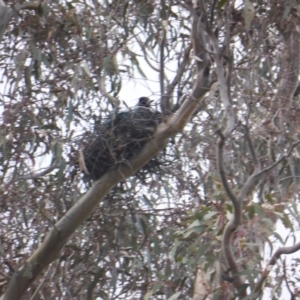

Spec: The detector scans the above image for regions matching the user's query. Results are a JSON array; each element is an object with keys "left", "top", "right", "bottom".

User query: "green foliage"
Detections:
[{"left": 2, "top": 0, "right": 300, "bottom": 299}]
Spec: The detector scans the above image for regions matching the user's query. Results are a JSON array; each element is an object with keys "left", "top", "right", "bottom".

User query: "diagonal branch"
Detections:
[
  {"left": 1, "top": 7, "right": 213, "bottom": 300},
  {"left": 98, "top": 75, "right": 120, "bottom": 108},
  {"left": 253, "top": 242, "right": 300, "bottom": 297},
  {"left": 238, "top": 140, "right": 300, "bottom": 201},
  {"left": 162, "top": 43, "right": 192, "bottom": 113},
  {"left": 2, "top": 76, "right": 212, "bottom": 300}
]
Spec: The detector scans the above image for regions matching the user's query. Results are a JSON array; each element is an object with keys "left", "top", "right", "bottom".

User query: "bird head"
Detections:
[{"left": 138, "top": 97, "right": 153, "bottom": 108}]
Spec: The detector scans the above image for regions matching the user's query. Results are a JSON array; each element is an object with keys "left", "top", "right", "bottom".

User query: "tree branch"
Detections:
[
  {"left": 216, "top": 130, "right": 246, "bottom": 299},
  {"left": 135, "top": 36, "right": 160, "bottom": 72},
  {"left": 243, "top": 124, "right": 258, "bottom": 166},
  {"left": 208, "top": 13, "right": 236, "bottom": 137},
  {"left": 1, "top": 8, "right": 212, "bottom": 298},
  {"left": 160, "top": 12, "right": 167, "bottom": 113},
  {"left": 253, "top": 242, "right": 300, "bottom": 297},
  {"left": 238, "top": 140, "right": 300, "bottom": 201},
  {"left": 98, "top": 75, "right": 120, "bottom": 108},
  {"left": 208, "top": 2, "right": 244, "bottom": 295},
  {"left": 163, "top": 43, "right": 192, "bottom": 112}
]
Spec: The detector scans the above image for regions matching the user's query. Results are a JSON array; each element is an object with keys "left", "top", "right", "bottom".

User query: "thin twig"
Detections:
[
  {"left": 98, "top": 75, "right": 120, "bottom": 108},
  {"left": 30, "top": 264, "right": 53, "bottom": 300},
  {"left": 163, "top": 43, "right": 192, "bottom": 111},
  {"left": 160, "top": 28, "right": 166, "bottom": 109},
  {"left": 253, "top": 242, "right": 300, "bottom": 297},
  {"left": 210, "top": 0, "right": 217, "bottom": 25},
  {"left": 216, "top": 130, "right": 239, "bottom": 210},
  {"left": 4, "top": 160, "right": 60, "bottom": 189},
  {"left": 238, "top": 140, "right": 300, "bottom": 201},
  {"left": 243, "top": 124, "right": 258, "bottom": 166},
  {"left": 283, "top": 259, "right": 295, "bottom": 299}
]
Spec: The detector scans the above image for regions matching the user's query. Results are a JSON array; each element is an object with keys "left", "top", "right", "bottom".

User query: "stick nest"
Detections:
[{"left": 79, "top": 105, "right": 164, "bottom": 181}]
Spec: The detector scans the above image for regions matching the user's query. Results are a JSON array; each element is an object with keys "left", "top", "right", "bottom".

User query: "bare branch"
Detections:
[
  {"left": 280, "top": 175, "right": 300, "bottom": 183},
  {"left": 18, "top": 2, "right": 42, "bottom": 11},
  {"left": 160, "top": 17, "right": 167, "bottom": 113},
  {"left": 243, "top": 124, "right": 258, "bottom": 166},
  {"left": 1, "top": 9, "right": 213, "bottom": 297},
  {"left": 29, "top": 264, "right": 53, "bottom": 300},
  {"left": 216, "top": 130, "right": 239, "bottom": 211},
  {"left": 3, "top": 160, "right": 60, "bottom": 189},
  {"left": 98, "top": 75, "right": 120, "bottom": 108},
  {"left": 162, "top": 44, "right": 192, "bottom": 112},
  {"left": 209, "top": 7, "right": 244, "bottom": 293},
  {"left": 135, "top": 36, "right": 160, "bottom": 72},
  {"left": 276, "top": 28, "right": 300, "bottom": 108},
  {"left": 272, "top": 25, "right": 300, "bottom": 144},
  {"left": 253, "top": 242, "right": 300, "bottom": 297},
  {"left": 238, "top": 140, "right": 300, "bottom": 201},
  {"left": 283, "top": 259, "right": 295, "bottom": 299},
  {"left": 216, "top": 130, "right": 246, "bottom": 299},
  {"left": 223, "top": 132, "right": 300, "bottom": 299},
  {"left": 208, "top": 11, "right": 236, "bottom": 136},
  {"left": 23, "top": 162, "right": 60, "bottom": 180}
]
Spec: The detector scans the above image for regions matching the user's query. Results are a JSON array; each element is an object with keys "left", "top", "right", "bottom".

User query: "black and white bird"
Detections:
[
  {"left": 137, "top": 97, "right": 153, "bottom": 108},
  {"left": 104, "top": 97, "right": 155, "bottom": 129},
  {"left": 80, "top": 96, "right": 160, "bottom": 180}
]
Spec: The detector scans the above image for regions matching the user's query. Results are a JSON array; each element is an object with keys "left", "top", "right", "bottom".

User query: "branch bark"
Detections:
[
  {"left": 1, "top": 7, "right": 212, "bottom": 299},
  {"left": 214, "top": 12, "right": 300, "bottom": 300},
  {"left": 253, "top": 242, "right": 300, "bottom": 298},
  {"left": 163, "top": 43, "right": 192, "bottom": 113},
  {"left": 218, "top": 136, "right": 300, "bottom": 300},
  {"left": 217, "top": 130, "right": 247, "bottom": 300}
]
